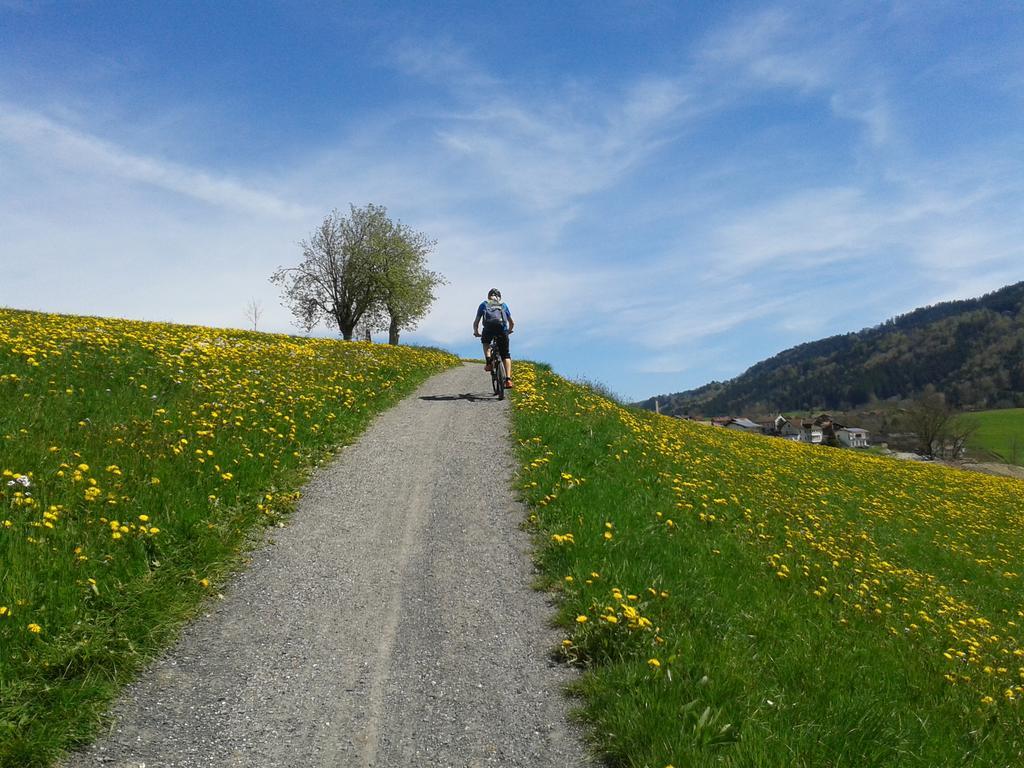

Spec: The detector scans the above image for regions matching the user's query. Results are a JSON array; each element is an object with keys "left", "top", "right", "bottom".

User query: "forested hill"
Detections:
[{"left": 639, "top": 281, "right": 1024, "bottom": 417}]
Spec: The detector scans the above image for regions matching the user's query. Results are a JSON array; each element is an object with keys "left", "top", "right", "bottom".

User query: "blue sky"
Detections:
[{"left": 2, "top": 1, "right": 1023, "bottom": 401}]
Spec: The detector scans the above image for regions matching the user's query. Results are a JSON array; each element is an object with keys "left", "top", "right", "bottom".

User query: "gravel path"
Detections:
[{"left": 65, "top": 363, "right": 590, "bottom": 768}]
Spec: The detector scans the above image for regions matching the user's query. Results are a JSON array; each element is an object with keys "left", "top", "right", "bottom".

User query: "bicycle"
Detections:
[{"left": 487, "top": 336, "right": 506, "bottom": 400}]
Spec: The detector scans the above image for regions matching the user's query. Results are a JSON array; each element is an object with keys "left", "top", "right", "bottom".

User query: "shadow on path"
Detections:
[{"left": 419, "top": 393, "right": 495, "bottom": 403}]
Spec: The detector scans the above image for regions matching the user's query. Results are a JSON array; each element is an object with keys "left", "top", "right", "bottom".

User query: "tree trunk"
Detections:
[
  {"left": 335, "top": 310, "right": 355, "bottom": 341},
  {"left": 388, "top": 316, "right": 400, "bottom": 345}
]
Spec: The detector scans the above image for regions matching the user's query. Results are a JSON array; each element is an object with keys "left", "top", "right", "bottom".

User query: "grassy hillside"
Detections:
[
  {"left": 512, "top": 364, "right": 1023, "bottom": 767},
  {"left": 968, "top": 408, "right": 1024, "bottom": 466},
  {"left": 0, "top": 308, "right": 459, "bottom": 767}
]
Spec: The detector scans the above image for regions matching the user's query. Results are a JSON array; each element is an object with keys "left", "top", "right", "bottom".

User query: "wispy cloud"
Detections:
[
  {"left": 386, "top": 40, "right": 695, "bottom": 213},
  {"left": 438, "top": 79, "right": 692, "bottom": 212},
  {"left": 0, "top": 103, "right": 312, "bottom": 219},
  {"left": 700, "top": 7, "right": 831, "bottom": 92},
  {"left": 389, "top": 38, "right": 501, "bottom": 92},
  {"left": 698, "top": 5, "right": 893, "bottom": 145},
  {"left": 700, "top": 169, "right": 1024, "bottom": 304}
]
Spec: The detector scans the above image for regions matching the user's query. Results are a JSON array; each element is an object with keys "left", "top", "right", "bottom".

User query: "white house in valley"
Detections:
[
  {"left": 774, "top": 414, "right": 869, "bottom": 448},
  {"left": 774, "top": 415, "right": 822, "bottom": 443},
  {"left": 837, "top": 427, "right": 870, "bottom": 448}
]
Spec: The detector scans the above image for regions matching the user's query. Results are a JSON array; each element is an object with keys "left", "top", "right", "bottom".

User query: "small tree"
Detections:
[
  {"left": 272, "top": 204, "right": 443, "bottom": 343},
  {"left": 369, "top": 220, "right": 445, "bottom": 345},
  {"left": 906, "top": 386, "right": 953, "bottom": 457},
  {"left": 905, "top": 386, "right": 977, "bottom": 458},
  {"left": 271, "top": 205, "right": 390, "bottom": 340},
  {"left": 946, "top": 415, "right": 978, "bottom": 459},
  {"left": 244, "top": 298, "right": 263, "bottom": 331}
]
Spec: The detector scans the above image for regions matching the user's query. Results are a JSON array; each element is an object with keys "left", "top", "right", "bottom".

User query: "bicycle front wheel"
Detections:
[{"left": 496, "top": 360, "right": 506, "bottom": 400}]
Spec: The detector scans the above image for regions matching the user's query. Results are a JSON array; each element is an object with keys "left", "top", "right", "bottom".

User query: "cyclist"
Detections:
[{"left": 473, "top": 288, "right": 515, "bottom": 388}]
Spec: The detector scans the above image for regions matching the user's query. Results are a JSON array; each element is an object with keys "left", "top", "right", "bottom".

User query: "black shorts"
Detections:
[{"left": 481, "top": 326, "right": 510, "bottom": 359}]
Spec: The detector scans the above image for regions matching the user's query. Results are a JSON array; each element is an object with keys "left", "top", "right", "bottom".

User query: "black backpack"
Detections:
[{"left": 482, "top": 301, "right": 507, "bottom": 327}]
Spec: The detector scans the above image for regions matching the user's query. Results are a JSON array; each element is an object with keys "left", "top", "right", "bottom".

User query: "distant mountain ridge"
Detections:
[{"left": 639, "top": 281, "right": 1024, "bottom": 417}]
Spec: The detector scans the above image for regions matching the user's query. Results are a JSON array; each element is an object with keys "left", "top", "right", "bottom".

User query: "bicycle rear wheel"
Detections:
[{"left": 493, "top": 356, "right": 505, "bottom": 400}]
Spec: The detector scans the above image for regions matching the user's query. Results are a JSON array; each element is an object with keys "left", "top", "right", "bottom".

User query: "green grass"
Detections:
[
  {"left": 967, "top": 408, "right": 1024, "bottom": 465},
  {"left": 0, "top": 308, "right": 459, "bottom": 767},
  {"left": 510, "top": 364, "right": 1024, "bottom": 767}
]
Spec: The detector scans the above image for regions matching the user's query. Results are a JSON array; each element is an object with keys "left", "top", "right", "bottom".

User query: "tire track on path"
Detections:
[{"left": 65, "top": 363, "right": 589, "bottom": 768}]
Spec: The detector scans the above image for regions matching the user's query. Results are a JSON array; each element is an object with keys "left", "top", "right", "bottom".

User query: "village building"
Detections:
[
  {"left": 774, "top": 415, "right": 802, "bottom": 441},
  {"left": 837, "top": 427, "right": 870, "bottom": 448},
  {"left": 717, "top": 414, "right": 871, "bottom": 448},
  {"left": 799, "top": 422, "right": 824, "bottom": 444},
  {"left": 773, "top": 414, "right": 870, "bottom": 447},
  {"left": 723, "top": 417, "right": 765, "bottom": 434}
]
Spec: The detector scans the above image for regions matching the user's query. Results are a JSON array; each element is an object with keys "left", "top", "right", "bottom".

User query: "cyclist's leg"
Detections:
[
  {"left": 481, "top": 329, "right": 493, "bottom": 370},
  {"left": 498, "top": 333, "right": 512, "bottom": 384}
]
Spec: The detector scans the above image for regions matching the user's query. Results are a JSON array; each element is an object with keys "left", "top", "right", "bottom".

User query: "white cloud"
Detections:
[
  {"left": 389, "top": 38, "right": 501, "bottom": 92},
  {"left": 0, "top": 103, "right": 312, "bottom": 219},
  {"left": 710, "top": 187, "right": 876, "bottom": 274},
  {"left": 699, "top": 7, "right": 831, "bottom": 92},
  {"left": 829, "top": 88, "right": 892, "bottom": 146},
  {"left": 434, "top": 80, "right": 691, "bottom": 212},
  {"left": 386, "top": 40, "right": 694, "bottom": 214},
  {"left": 637, "top": 353, "right": 694, "bottom": 375},
  {"left": 697, "top": 5, "right": 894, "bottom": 146}
]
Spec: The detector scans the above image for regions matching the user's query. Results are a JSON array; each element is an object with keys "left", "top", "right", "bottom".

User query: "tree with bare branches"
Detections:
[
  {"left": 271, "top": 205, "right": 388, "bottom": 340},
  {"left": 905, "top": 385, "right": 977, "bottom": 458},
  {"left": 244, "top": 298, "right": 264, "bottom": 331},
  {"left": 271, "top": 204, "right": 443, "bottom": 343}
]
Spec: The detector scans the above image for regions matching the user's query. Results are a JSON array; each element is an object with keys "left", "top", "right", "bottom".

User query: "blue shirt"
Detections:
[{"left": 476, "top": 301, "right": 512, "bottom": 331}]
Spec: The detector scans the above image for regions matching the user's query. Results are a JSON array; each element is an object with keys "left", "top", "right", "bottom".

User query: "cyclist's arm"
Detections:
[
  {"left": 505, "top": 305, "right": 514, "bottom": 333},
  {"left": 473, "top": 304, "right": 483, "bottom": 335}
]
